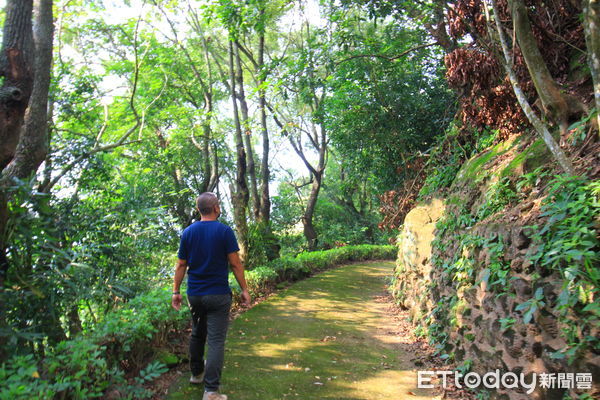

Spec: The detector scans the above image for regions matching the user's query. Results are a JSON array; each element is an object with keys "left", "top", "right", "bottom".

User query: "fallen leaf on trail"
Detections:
[
  {"left": 305, "top": 367, "right": 311, "bottom": 372},
  {"left": 321, "top": 336, "right": 337, "bottom": 342},
  {"left": 313, "top": 382, "right": 323, "bottom": 385},
  {"left": 315, "top": 376, "right": 320, "bottom": 379},
  {"left": 407, "top": 391, "right": 416, "bottom": 396}
]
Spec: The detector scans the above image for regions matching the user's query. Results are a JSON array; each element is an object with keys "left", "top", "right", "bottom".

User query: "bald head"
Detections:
[{"left": 196, "top": 192, "right": 219, "bottom": 216}]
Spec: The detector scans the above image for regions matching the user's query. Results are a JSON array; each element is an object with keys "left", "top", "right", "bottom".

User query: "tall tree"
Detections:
[
  {"left": 272, "top": 20, "right": 333, "bottom": 250},
  {"left": 152, "top": 1, "right": 223, "bottom": 224},
  {"left": 270, "top": 109, "right": 328, "bottom": 251},
  {"left": 228, "top": 39, "right": 250, "bottom": 259},
  {"left": 234, "top": 41, "right": 260, "bottom": 220},
  {"left": 256, "top": 5, "right": 271, "bottom": 224}
]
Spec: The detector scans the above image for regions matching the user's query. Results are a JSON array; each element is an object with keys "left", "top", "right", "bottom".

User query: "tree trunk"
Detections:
[
  {"left": 229, "top": 41, "right": 249, "bottom": 260},
  {"left": 208, "top": 140, "right": 219, "bottom": 192},
  {"left": 3, "top": 0, "right": 53, "bottom": 182},
  {"left": 0, "top": 0, "right": 34, "bottom": 171},
  {"left": 202, "top": 42, "right": 219, "bottom": 193},
  {"left": 234, "top": 43, "right": 260, "bottom": 221},
  {"left": 300, "top": 122, "right": 327, "bottom": 251},
  {"left": 490, "top": 0, "right": 574, "bottom": 174},
  {"left": 508, "top": 0, "right": 583, "bottom": 133},
  {"left": 200, "top": 98, "right": 213, "bottom": 193},
  {"left": 67, "top": 305, "right": 82, "bottom": 338},
  {"left": 258, "top": 31, "right": 271, "bottom": 224},
  {"left": 583, "top": 0, "right": 600, "bottom": 130},
  {"left": 303, "top": 172, "right": 322, "bottom": 251},
  {"left": 0, "top": 0, "right": 53, "bottom": 362}
]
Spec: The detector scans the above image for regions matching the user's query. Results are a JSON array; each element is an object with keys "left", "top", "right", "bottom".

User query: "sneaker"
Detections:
[
  {"left": 202, "top": 391, "right": 228, "bottom": 400},
  {"left": 190, "top": 360, "right": 206, "bottom": 384},
  {"left": 189, "top": 371, "right": 204, "bottom": 384}
]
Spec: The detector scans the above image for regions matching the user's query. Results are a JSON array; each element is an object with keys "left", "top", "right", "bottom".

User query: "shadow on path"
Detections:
[{"left": 165, "top": 261, "right": 441, "bottom": 400}]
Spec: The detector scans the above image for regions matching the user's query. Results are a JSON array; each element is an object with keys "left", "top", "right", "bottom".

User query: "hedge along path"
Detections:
[{"left": 166, "top": 261, "right": 441, "bottom": 400}]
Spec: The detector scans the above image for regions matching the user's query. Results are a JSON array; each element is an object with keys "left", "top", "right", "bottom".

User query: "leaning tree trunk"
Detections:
[
  {"left": 489, "top": 0, "right": 574, "bottom": 174},
  {"left": 508, "top": 0, "right": 584, "bottom": 133},
  {"left": 583, "top": 0, "right": 600, "bottom": 130},
  {"left": 228, "top": 41, "right": 249, "bottom": 260}
]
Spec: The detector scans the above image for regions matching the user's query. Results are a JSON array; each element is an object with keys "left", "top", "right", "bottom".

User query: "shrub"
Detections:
[
  {"left": 230, "top": 245, "right": 396, "bottom": 300},
  {"left": 0, "top": 287, "right": 184, "bottom": 400},
  {"left": 0, "top": 245, "right": 394, "bottom": 399},
  {"left": 89, "top": 287, "right": 188, "bottom": 367},
  {"left": 0, "top": 354, "right": 55, "bottom": 399}
]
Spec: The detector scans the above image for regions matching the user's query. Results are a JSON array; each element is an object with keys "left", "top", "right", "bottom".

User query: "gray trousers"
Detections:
[{"left": 188, "top": 293, "right": 232, "bottom": 392}]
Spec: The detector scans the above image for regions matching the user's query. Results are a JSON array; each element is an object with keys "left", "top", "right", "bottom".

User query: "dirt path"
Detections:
[{"left": 165, "top": 261, "right": 446, "bottom": 400}]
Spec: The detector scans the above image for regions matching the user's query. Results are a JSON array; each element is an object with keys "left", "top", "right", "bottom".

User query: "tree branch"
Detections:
[
  {"left": 336, "top": 42, "right": 439, "bottom": 65},
  {"left": 486, "top": 0, "right": 574, "bottom": 174}
]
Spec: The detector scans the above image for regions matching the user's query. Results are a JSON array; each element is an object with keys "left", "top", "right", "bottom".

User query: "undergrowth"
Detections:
[
  {"left": 421, "top": 173, "right": 599, "bottom": 365},
  {"left": 0, "top": 244, "right": 395, "bottom": 400}
]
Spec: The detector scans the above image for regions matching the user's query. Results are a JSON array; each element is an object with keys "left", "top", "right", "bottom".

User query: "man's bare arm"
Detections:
[
  {"left": 228, "top": 252, "right": 251, "bottom": 306},
  {"left": 171, "top": 258, "right": 187, "bottom": 310}
]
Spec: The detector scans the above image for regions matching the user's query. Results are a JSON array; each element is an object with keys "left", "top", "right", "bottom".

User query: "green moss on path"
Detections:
[{"left": 165, "top": 261, "right": 439, "bottom": 400}]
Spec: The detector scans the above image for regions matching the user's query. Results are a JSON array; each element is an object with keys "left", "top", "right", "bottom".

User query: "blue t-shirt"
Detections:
[{"left": 178, "top": 220, "right": 240, "bottom": 296}]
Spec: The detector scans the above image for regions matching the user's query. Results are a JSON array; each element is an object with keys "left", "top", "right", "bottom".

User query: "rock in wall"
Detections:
[
  {"left": 392, "top": 136, "right": 600, "bottom": 399},
  {"left": 394, "top": 197, "right": 444, "bottom": 323}
]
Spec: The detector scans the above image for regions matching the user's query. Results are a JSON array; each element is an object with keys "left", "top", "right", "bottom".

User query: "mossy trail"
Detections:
[{"left": 165, "top": 261, "right": 439, "bottom": 400}]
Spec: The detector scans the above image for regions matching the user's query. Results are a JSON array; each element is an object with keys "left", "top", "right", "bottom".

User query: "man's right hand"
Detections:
[
  {"left": 172, "top": 294, "right": 183, "bottom": 311},
  {"left": 241, "top": 289, "right": 251, "bottom": 307}
]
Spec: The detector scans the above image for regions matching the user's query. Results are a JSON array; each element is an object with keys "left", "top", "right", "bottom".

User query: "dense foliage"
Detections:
[
  {"left": 422, "top": 170, "right": 599, "bottom": 365},
  {"left": 0, "top": 245, "right": 394, "bottom": 399},
  {"left": 1, "top": 1, "right": 427, "bottom": 365},
  {"left": 0, "top": 0, "right": 598, "bottom": 398}
]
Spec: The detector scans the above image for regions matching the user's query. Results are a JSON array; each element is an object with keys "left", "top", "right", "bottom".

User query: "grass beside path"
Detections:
[{"left": 166, "top": 261, "right": 440, "bottom": 400}]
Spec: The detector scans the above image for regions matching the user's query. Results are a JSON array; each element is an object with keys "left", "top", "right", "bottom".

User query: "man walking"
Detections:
[{"left": 172, "top": 192, "right": 251, "bottom": 400}]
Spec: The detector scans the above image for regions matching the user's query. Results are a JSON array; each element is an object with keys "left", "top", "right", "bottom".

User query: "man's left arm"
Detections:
[{"left": 172, "top": 258, "right": 187, "bottom": 310}]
